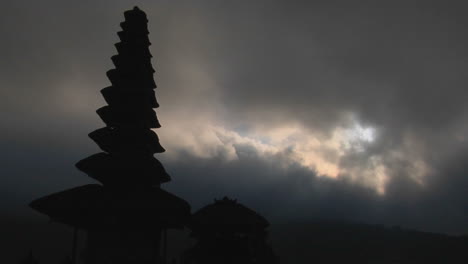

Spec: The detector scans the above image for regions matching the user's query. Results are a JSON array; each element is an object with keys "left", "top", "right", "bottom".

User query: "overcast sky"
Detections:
[{"left": 2, "top": 0, "right": 468, "bottom": 239}]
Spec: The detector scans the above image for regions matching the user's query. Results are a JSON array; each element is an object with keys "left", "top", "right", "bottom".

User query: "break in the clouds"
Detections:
[
  {"left": 161, "top": 114, "right": 392, "bottom": 193},
  {"left": 1, "top": 0, "right": 468, "bottom": 234}
]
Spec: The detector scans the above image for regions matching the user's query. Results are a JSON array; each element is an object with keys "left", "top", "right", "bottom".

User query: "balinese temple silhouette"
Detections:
[
  {"left": 21, "top": 6, "right": 468, "bottom": 264},
  {"left": 27, "top": 6, "right": 277, "bottom": 264},
  {"left": 30, "top": 7, "right": 190, "bottom": 264},
  {"left": 184, "top": 197, "right": 278, "bottom": 264}
]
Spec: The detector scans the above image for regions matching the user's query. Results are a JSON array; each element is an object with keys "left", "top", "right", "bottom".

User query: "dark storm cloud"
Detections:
[
  {"left": 163, "top": 140, "right": 466, "bottom": 234},
  {"left": 1, "top": 0, "right": 468, "bottom": 236},
  {"left": 203, "top": 1, "right": 468, "bottom": 133},
  {"left": 177, "top": 1, "right": 468, "bottom": 232}
]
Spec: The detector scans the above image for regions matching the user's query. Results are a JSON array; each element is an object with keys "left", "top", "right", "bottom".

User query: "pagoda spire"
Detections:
[
  {"left": 76, "top": 6, "right": 169, "bottom": 187},
  {"left": 30, "top": 7, "right": 190, "bottom": 264}
]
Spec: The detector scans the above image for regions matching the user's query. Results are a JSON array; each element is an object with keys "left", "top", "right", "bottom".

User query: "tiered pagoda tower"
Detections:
[{"left": 30, "top": 7, "right": 190, "bottom": 264}]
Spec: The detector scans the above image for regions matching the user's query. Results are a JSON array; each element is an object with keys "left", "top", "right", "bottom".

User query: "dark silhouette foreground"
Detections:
[
  {"left": 184, "top": 197, "right": 278, "bottom": 264},
  {"left": 23, "top": 6, "right": 467, "bottom": 264},
  {"left": 30, "top": 7, "right": 190, "bottom": 264}
]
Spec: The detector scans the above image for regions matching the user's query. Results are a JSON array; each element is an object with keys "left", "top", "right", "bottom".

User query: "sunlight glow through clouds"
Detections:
[
  {"left": 160, "top": 114, "right": 401, "bottom": 194},
  {"left": 158, "top": 91, "right": 433, "bottom": 196}
]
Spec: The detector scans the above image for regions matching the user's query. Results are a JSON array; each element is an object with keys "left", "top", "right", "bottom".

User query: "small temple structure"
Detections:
[
  {"left": 30, "top": 7, "right": 190, "bottom": 264},
  {"left": 184, "top": 197, "right": 278, "bottom": 264}
]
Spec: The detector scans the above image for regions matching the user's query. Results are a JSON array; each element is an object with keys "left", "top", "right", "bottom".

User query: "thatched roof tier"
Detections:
[
  {"left": 116, "top": 30, "right": 150, "bottom": 45},
  {"left": 76, "top": 153, "right": 170, "bottom": 186},
  {"left": 106, "top": 69, "right": 157, "bottom": 90},
  {"left": 110, "top": 55, "right": 155, "bottom": 74},
  {"left": 89, "top": 127, "right": 165, "bottom": 155},
  {"left": 115, "top": 42, "right": 152, "bottom": 59},
  {"left": 30, "top": 184, "right": 190, "bottom": 230},
  {"left": 96, "top": 105, "right": 161, "bottom": 128},
  {"left": 101, "top": 86, "right": 159, "bottom": 109}
]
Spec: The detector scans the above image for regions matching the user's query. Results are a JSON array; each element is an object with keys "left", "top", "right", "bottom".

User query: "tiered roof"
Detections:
[
  {"left": 30, "top": 7, "right": 190, "bottom": 230},
  {"left": 77, "top": 6, "right": 169, "bottom": 187}
]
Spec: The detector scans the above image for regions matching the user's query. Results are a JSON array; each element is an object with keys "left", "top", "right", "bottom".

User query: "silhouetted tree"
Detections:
[{"left": 30, "top": 6, "right": 190, "bottom": 264}]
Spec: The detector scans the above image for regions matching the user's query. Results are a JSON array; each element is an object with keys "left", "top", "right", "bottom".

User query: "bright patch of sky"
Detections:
[{"left": 159, "top": 112, "right": 429, "bottom": 195}]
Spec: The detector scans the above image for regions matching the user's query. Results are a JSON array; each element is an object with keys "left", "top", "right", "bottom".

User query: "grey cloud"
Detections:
[{"left": 1, "top": 0, "right": 468, "bottom": 235}]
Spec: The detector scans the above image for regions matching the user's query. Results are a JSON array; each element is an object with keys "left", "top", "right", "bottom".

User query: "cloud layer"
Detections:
[{"left": 1, "top": 0, "right": 468, "bottom": 234}]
